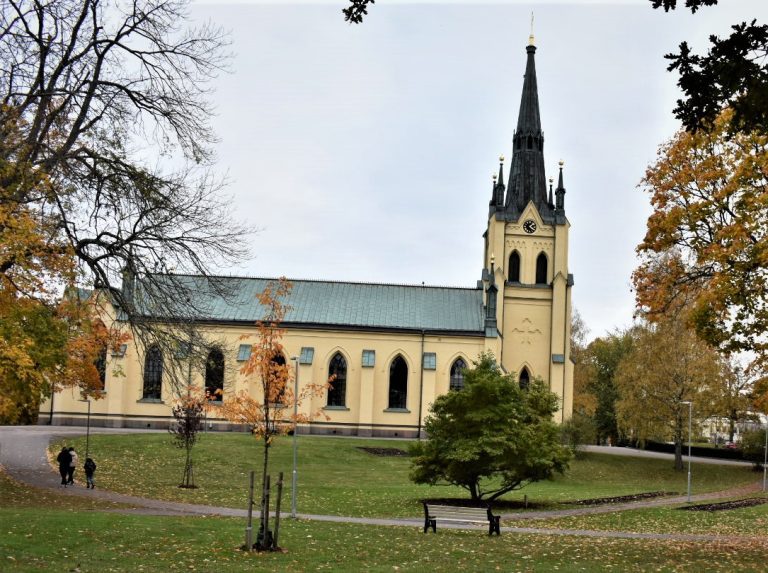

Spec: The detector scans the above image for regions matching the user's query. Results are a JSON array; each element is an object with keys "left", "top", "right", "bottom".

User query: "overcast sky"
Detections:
[{"left": 188, "top": 0, "right": 767, "bottom": 341}]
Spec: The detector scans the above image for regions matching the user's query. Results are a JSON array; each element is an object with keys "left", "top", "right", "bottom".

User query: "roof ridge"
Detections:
[{"left": 150, "top": 273, "right": 481, "bottom": 292}]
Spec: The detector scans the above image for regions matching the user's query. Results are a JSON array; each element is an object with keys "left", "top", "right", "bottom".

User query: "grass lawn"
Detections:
[
  {"left": 49, "top": 433, "right": 759, "bottom": 518},
  {"left": 2, "top": 471, "right": 767, "bottom": 573},
  {"left": 507, "top": 496, "right": 768, "bottom": 536}
]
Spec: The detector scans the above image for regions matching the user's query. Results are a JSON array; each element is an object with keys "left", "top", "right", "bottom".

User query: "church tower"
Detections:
[{"left": 483, "top": 34, "right": 574, "bottom": 421}]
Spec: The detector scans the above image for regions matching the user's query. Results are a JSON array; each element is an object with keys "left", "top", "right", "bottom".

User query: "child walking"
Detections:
[{"left": 84, "top": 457, "right": 97, "bottom": 489}]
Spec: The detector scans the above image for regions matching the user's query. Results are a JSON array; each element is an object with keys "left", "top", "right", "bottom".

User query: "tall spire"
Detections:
[
  {"left": 489, "top": 155, "right": 506, "bottom": 212},
  {"left": 505, "top": 38, "right": 549, "bottom": 218}
]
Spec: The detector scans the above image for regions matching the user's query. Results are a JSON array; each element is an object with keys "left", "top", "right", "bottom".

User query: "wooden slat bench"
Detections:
[{"left": 422, "top": 503, "right": 501, "bottom": 535}]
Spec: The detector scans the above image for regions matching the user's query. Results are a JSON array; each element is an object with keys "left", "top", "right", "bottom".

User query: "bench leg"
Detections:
[
  {"left": 430, "top": 519, "right": 436, "bottom": 533},
  {"left": 493, "top": 516, "right": 501, "bottom": 536}
]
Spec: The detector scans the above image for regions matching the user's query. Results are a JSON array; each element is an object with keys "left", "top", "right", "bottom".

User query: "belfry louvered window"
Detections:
[
  {"left": 536, "top": 252, "right": 548, "bottom": 285},
  {"left": 509, "top": 251, "right": 521, "bottom": 283}
]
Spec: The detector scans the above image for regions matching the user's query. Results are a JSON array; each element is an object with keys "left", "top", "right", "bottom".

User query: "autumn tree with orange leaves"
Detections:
[
  {"left": 633, "top": 109, "right": 768, "bottom": 382},
  {"left": 0, "top": 111, "right": 126, "bottom": 422},
  {"left": 216, "top": 278, "right": 328, "bottom": 550}
]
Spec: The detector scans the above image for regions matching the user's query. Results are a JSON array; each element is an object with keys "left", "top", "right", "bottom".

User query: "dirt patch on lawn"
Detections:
[
  {"left": 677, "top": 498, "right": 768, "bottom": 512},
  {"left": 567, "top": 492, "right": 679, "bottom": 506},
  {"left": 357, "top": 447, "right": 409, "bottom": 457}
]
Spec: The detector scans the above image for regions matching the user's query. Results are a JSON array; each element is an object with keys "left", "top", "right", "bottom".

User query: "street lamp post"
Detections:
[
  {"left": 79, "top": 398, "right": 91, "bottom": 460},
  {"left": 763, "top": 415, "right": 767, "bottom": 493},
  {"left": 681, "top": 400, "right": 693, "bottom": 502},
  {"left": 290, "top": 356, "right": 300, "bottom": 519}
]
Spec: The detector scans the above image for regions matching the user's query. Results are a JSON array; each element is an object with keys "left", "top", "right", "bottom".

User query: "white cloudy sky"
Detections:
[{"left": 186, "top": 0, "right": 767, "bottom": 340}]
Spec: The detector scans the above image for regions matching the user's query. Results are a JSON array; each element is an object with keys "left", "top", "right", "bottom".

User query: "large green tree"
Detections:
[
  {"left": 410, "top": 354, "right": 571, "bottom": 502},
  {"left": 576, "top": 331, "right": 635, "bottom": 446},
  {"left": 615, "top": 316, "right": 722, "bottom": 470}
]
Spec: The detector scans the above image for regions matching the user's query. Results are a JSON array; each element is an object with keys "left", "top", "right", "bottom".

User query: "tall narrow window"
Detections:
[
  {"left": 536, "top": 252, "right": 548, "bottom": 285},
  {"left": 508, "top": 251, "right": 521, "bottom": 282},
  {"left": 388, "top": 355, "right": 408, "bottom": 409},
  {"left": 271, "top": 354, "right": 286, "bottom": 404},
  {"left": 519, "top": 367, "right": 530, "bottom": 390},
  {"left": 327, "top": 353, "right": 347, "bottom": 407},
  {"left": 95, "top": 346, "right": 107, "bottom": 391},
  {"left": 205, "top": 348, "right": 225, "bottom": 401},
  {"left": 450, "top": 358, "right": 467, "bottom": 391},
  {"left": 143, "top": 345, "right": 163, "bottom": 400}
]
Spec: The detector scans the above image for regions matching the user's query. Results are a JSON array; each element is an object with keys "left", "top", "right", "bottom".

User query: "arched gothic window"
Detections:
[
  {"left": 450, "top": 358, "right": 467, "bottom": 391},
  {"left": 536, "top": 252, "right": 548, "bottom": 285},
  {"left": 388, "top": 355, "right": 408, "bottom": 409},
  {"left": 95, "top": 346, "right": 107, "bottom": 391},
  {"left": 327, "top": 353, "right": 347, "bottom": 407},
  {"left": 143, "top": 345, "right": 163, "bottom": 399},
  {"left": 205, "top": 348, "right": 225, "bottom": 401},
  {"left": 271, "top": 353, "right": 286, "bottom": 403},
  {"left": 519, "top": 367, "right": 530, "bottom": 390},
  {"left": 508, "top": 251, "right": 521, "bottom": 283},
  {"left": 527, "top": 136, "right": 533, "bottom": 149}
]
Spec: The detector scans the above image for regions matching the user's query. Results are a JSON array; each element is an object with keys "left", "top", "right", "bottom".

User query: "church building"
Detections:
[{"left": 41, "top": 37, "right": 574, "bottom": 437}]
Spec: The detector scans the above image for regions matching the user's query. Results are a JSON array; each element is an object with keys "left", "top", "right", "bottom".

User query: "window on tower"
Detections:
[
  {"left": 536, "top": 252, "right": 548, "bottom": 285},
  {"left": 508, "top": 251, "right": 521, "bottom": 283}
]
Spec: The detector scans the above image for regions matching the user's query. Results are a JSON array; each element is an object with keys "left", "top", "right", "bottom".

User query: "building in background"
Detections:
[{"left": 41, "top": 37, "right": 574, "bottom": 436}]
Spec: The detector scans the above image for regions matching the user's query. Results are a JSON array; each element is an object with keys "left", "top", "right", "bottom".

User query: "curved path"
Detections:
[{"left": 0, "top": 426, "right": 764, "bottom": 543}]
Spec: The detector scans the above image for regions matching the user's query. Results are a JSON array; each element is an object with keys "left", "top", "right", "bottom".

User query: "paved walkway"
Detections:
[{"left": 0, "top": 426, "right": 765, "bottom": 543}]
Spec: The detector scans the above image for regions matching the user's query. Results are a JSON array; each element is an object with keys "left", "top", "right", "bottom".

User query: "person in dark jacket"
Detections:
[
  {"left": 56, "top": 447, "right": 71, "bottom": 486},
  {"left": 84, "top": 457, "right": 97, "bottom": 489}
]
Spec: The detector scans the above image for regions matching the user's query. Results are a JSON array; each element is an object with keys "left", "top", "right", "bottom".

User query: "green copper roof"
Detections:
[{"left": 134, "top": 275, "right": 485, "bottom": 334}]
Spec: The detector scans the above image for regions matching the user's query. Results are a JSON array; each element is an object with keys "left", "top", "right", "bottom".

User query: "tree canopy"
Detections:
[
  {"left": 409, "top": 353, "right": 571, "bottom": 502},
  {"left": 650, "top": 0, "right": 768, "bottom": 135},
  {"left": 1, "top": 0, "right": 252, "bottom": 406},
  {"left": 615, "top": 315, "right": 722, "bottom": 470},
  {"left": 633, "top": 109, "right": 768, "bottom": 374}
]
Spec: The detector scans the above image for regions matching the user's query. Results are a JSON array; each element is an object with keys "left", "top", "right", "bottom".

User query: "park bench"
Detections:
[{"left": 422, "top": 503, "right": 501, "bottom": 535}]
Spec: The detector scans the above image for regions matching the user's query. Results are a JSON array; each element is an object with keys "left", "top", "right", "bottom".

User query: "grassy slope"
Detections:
[
  {"left": 50, "top": 433, "right": 759, "bottom": 518},
  {"left": 508, "top": 499, "right": 768, "bottom": 536},
  {"left": 2, "top": 472, "right": 767, "bottom": 573}
]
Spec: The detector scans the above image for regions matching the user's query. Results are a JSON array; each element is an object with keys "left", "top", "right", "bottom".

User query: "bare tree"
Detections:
[{"left": 1, "top": 0, "right": 252, "bottom": 389}]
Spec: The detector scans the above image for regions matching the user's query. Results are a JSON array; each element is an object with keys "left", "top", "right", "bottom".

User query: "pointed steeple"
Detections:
[
  {"left": 489, "top": 155, "right": 506, "bottom": 212},
  {"left": 504, "top": 38, "right": 550, "bottom": 219},
  {"left": 555, "top": 159, "right": 566, "bottom": 214}
]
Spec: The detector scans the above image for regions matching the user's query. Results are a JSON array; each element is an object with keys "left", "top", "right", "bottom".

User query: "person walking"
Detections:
[
  {"left": 67, "top": 447, "right": 78, "bottom": 485},
  {"left": 56, "top": 447, "right": 71, "bottom": 487},
  {"left": 84, "top": 457, "right": 97, "bottom": 489}
]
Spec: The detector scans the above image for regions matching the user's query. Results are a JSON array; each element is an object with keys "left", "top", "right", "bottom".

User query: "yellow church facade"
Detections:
[{"left": 41, "top": 38, "right": 574, "bottom": 436}]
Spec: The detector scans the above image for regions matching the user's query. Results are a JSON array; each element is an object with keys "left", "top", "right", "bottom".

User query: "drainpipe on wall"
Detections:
[{"left": 417, "top": 329, "right": 425, "bottom": 440}]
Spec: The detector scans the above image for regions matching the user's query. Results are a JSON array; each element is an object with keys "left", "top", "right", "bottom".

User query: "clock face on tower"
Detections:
[{"left": 523, "top": 219, "right": 537, "bottom": 234}]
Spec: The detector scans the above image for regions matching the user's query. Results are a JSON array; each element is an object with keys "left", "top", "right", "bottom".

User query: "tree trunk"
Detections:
[
  {"left": 183, "top": 444, "right": 193, "bottom": 487},
  {"left": 729, "top": 418, "right": 736, "bottom": 443},
  {"left": 674, "top": 419, "right": 684, "bottom": 471},
  {"left": 258, "top": 435, "right": 271, "bottom": 548},
  {"left": 468, "top": 482, "right": 479, "bottom": 501}
]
